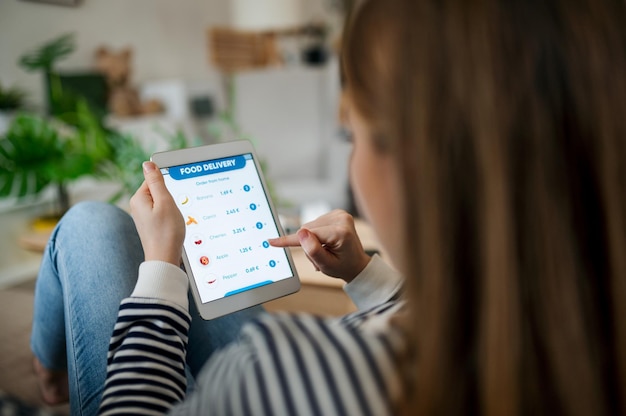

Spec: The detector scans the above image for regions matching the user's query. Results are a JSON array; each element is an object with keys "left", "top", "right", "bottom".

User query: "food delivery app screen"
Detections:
[{"left": 161, "top": 153, "right": 294, "bottom": 304}]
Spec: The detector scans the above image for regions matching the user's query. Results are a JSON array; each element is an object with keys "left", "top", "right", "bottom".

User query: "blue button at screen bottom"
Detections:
[{"left": 224, "top": 281, "right": 273, "bottom": 297}]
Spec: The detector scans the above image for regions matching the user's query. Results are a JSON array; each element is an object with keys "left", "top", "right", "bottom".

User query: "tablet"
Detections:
[{"left": 152, "top": 140, "right": 300, "bottom": 319}]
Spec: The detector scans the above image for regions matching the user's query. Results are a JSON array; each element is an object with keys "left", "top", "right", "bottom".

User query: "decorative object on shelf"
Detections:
[
  {"left": 0, "top": 82, "right": 29, "bottom": 134},
  {"left": 210, "top": 0, "right": 306, "bottom": 72},
  {"left": 94, "top": 46, "right": 164, "bottom": 118},
  {"left": 301, "top": 22, "right": 330, "bottom": 66},
  {"left": 55, "top": 71, "right": 108, "bottom": 120},
  {"left": 209, "top": 28, "right": 282, "bottom": 72},
  {"left": 20, "top": 33, "right": 73, "bottom": 115},
  {"left": 0, "top": 83, "right": 28, "bottom": 113}
]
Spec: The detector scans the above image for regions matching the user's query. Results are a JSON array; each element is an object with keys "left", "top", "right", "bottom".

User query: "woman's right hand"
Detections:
[
  {"left": 129, "top": 161, "right": 185, "bottom": 266},
  {"left": 269, "top": 210, "right": 371, "bottom": 283}
]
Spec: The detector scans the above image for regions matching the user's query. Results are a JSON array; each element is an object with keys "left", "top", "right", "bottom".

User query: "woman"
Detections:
[{"left": 33, "top": 0, "right": 626, "bottom": 414}]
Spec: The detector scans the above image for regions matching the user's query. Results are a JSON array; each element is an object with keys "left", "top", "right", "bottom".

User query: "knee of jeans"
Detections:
[{"left": 60, "top": 201, "right": 132, "bottom": 232}]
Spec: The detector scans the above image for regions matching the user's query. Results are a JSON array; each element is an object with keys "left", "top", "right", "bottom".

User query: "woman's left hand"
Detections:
[
  {"left": 130, "top": 161, "right": 185, "bottom": 266},
  {"left": 269, "top": 210, "right": 371, "bottom": 283}
]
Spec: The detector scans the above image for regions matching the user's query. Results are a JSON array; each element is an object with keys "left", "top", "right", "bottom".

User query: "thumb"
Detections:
[
  {"left": 297, "top": 228, "right": 335, "bottom": 273},
  {"left": 298, "top": 228, "right": 330, "bottom": 261},
  {"left": 142, "top": 161, "right": 170, "bottom": 201}
]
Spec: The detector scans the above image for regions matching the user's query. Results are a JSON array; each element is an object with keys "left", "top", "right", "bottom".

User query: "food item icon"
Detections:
[
  {"left": 191, "top": 234, "right": 203, "bottom": 246},
  {"left": 200, "top": 256, "right": 210, "bottom": 266},
  {"left": 177, "top": 194, "right": 191, "bottom": 207},
  {"left": 206, "top": 274, "right": 218, "bottom": 285},
  {"left": 186, "top": 216, "right": 198, "bottom": 225}
]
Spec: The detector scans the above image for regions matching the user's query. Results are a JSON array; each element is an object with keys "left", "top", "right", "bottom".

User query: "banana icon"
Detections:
[{"left": 181, "top": 196, "right": 189, "bottom": 205}]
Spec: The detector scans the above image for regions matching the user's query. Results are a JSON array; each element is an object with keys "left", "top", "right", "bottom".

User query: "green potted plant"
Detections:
[
  {"left": 1, "top": 33, "right": 115, "bottom": 222},
  {"left": 19, "top": 33, "right": 108, "bottom": 124},
  {"left": 3, "top": 33, "right": 193, "bottom": 220},
  {"left": 100, "top": 127, "right": 191, "bottom": 204},
  {"left": 19, "top": 33, "right": 77, "bottom": 119},
  {"left": 0, "top": 100, "right": 112, "bottom": 218}
]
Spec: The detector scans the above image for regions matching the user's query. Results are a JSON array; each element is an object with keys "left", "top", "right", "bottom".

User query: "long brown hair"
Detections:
[{"left": 342, "top": 0, "right": 626, "bottom": 414}]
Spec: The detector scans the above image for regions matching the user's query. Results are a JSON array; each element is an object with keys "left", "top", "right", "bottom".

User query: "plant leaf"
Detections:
[{"left": 19, "top": 33, "right": 76, "bottom": 72}]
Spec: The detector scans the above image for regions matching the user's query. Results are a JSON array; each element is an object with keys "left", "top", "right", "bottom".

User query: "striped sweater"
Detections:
[{"left": 99, "top": 255, "right": 405, "bottom": 415}]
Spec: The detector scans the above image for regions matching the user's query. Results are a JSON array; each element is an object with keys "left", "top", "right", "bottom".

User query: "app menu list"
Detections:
[{"left": 164, "top": 156, "right": 293, "bottom": 303}]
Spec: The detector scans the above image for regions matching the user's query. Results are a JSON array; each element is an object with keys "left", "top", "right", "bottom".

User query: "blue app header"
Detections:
[{"left": 169, "top": 155, "right": 246, "bottom": 180}]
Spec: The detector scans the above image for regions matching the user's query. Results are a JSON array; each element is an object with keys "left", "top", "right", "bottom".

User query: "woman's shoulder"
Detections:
[
  {"left": 244, "top": 301, "right": 406, "bottom": 360},
  {"left": 182, "top": 305, "right": 406, "bottom": 415},
  {"left": 242, "top": 307, "right": 406, "bottom": 413},
  {"left": 250, "top": 304, "right": 401, "bottom": 342}
]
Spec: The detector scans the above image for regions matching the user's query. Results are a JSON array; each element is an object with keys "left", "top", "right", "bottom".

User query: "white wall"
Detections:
[
  {"left": 0, "top": 0, "right": 231, "bottom": 109},
  {"left": 0, "top": 0, "right": 336, "bottom": 110},
  {"left": 235, "top": 60, "right": 352, "bottom": 210}
]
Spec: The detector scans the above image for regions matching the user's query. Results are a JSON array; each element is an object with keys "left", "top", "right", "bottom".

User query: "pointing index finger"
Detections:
[{"left": 268, "top": 234, "right": 301, "bottom": 247}]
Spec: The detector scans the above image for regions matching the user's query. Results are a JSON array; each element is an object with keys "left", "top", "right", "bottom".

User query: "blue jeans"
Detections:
[{"left": 30, "top": 201, "right": 264, "bottom": 415}]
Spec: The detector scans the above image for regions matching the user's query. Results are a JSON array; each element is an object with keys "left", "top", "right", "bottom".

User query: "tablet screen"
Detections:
[{"left": 160, "top": 152, "right": 295, "bottom": 305}]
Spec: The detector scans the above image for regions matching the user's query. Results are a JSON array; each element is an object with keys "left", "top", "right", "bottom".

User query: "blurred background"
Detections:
[{"left": 0, "top": 0, "right": 356, "bottom": 288}]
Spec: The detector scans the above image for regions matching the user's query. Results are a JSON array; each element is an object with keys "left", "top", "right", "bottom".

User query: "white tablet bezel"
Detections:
[{"left": 151, "top": 140, "right": 300, "bottom": 319}]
